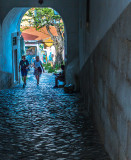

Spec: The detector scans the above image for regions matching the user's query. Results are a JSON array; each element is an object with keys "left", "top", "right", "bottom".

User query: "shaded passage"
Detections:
[{"left": 0, "top": 72, "right": 110, "bottom": 160}]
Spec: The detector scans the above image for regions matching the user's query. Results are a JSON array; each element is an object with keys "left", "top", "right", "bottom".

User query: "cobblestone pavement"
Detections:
[{"left": 0, "top": 71, "right": 110, "bottom": 160}]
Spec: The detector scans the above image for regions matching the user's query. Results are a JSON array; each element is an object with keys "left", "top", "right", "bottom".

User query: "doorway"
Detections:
[{"left": 13, "top": 49, "right": 18, "bottom": 82}]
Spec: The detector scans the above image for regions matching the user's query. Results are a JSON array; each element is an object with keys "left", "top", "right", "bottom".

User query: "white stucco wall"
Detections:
[{"left": 1, "top": 8, "right": 28, "bottom": 73}]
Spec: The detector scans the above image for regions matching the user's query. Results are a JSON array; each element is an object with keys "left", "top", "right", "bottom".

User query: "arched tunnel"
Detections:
[{"left": 0, "top": 0, "right": 131, "bottom": 159}]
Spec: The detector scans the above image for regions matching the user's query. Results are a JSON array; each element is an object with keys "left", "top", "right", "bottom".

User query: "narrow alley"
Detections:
[{"left": 0, "top": 72, "right": 110, "bottom": 160}]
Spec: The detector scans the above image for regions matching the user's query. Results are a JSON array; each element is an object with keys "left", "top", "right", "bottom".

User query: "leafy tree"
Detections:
[{"left": 21, "top": 8, "right": 64, "bottom": 65}]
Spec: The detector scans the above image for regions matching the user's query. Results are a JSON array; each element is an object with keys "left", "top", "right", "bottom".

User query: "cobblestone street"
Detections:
[{"left": 0, "top": 72, "right": 110, "bottom": 160}]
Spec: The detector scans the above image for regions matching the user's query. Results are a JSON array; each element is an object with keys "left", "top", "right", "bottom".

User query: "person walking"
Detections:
[
  {"left": 19, "top": 55, "right": 29, "bottom": 88},
  {"left": 33, "top": 56, "right": 44, "bottom": 85}
]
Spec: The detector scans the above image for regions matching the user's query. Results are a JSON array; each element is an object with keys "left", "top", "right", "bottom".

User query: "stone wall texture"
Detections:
[
  {"left": 80, "top": 4, "right": 131, "bottom": 160},
  {"left": 79, "top": 0, "right": 131, "bottom": 70},
  {"left": 0, "top": 71, "right": 12, "bottom": 89}
]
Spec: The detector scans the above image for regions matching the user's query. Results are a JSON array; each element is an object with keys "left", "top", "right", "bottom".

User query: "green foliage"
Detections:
[
  {"left": 42, "top": 63, "right": 46, "bottom": 67},
  {"left": 45, "top": 66, "right": 50, "bottom": 70},
  {"left": 48, "top": 67, "right": 55, "bottom": 73},
  {"left": 39, "top": 44, "right": 44, "bottom": 50},
  {"left": 54, "top": 63, "right": 61, "bottom": 70},
  {"left": 20, "top": 26, "right": 29, "bottom": 32},
  {"left": 43, "top": 63, "right": 51, "bottom": 67},
  {"left": 47, "top": 63, "right": 51, "bottom": 67},
  {"left": 43, "top": 63, "right": 61, "bottom": 73},
  {"left": 43, "top": 63, "right": 51, "bottom": 70},
  {"left": 21, "top": 8, "right": 64, "bottom": 32}
]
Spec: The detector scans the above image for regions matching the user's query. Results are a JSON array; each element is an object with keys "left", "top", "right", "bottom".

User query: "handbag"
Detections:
[
  {"left": 38, "top": 67, "right": 42, "bottom": 73},
  {"left": 26, "top": 67, "right": 30, "bottom": 72}
]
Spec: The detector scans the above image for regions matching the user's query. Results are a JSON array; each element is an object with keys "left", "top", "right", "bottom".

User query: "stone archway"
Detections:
[
  {"left": 0, "top": 0, "right": 80, "bottom": 89},
  {"left": 1, "top": 7, "right": 67, "bottom": 84}
]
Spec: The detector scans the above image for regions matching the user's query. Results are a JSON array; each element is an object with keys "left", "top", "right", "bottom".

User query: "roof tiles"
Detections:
[{"left": 21, "top": 26, "right": 58, "bottom": 41}]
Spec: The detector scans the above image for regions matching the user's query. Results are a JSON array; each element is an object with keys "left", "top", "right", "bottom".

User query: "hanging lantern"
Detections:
[{"left": 39, "top": 0, "right": 43, "bottom": 5}]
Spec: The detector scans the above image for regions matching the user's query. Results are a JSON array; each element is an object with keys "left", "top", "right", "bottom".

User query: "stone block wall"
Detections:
[
  {"left": 80, "top": 4, "right": 131, "bottom": 160},
  {"left": 78, "top": 0, "right": 131, "bottom": 70},
  {"left": 0, "top": 71, "right": 12, "bottom": 89}
]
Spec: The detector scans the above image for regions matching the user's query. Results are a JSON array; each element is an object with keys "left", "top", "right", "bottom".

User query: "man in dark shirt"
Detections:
[
  {"left": 19, "top": 55, "right": 29, "bottom": 88},
  {"left": 53, "top": 64, "right": 65, "bottom": 88}
]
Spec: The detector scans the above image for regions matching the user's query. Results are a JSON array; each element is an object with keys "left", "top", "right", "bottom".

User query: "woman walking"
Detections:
[{"left": 33, "top": 56, "right": 44, "bottom": 85}]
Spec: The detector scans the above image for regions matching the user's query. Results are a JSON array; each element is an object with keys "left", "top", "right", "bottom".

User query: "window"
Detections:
[{"left": 13, "top": 37, "right": 17, "bottom": 46}]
